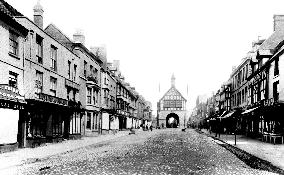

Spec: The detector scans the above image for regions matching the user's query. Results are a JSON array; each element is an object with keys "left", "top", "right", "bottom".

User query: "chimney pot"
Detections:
[
  {"left": 33, "top": 1, "right": 44, "bottom": 29},
  {"left": 73, "top": 30, "right": 85, "bottom": 45},
  {"left": 273, "top": 15, "right": 284, "bottom": 31}
]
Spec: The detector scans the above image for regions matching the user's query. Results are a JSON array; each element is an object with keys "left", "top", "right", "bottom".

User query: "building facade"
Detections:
[
  {"left": 157, "top": 75, "right": 187, "bottom": 128},
  {"left": 14, "top": 3, "right": 82, "bottom": 147},
  {"left": 0, "top": 1, "right": 28, "bottom": 152}
]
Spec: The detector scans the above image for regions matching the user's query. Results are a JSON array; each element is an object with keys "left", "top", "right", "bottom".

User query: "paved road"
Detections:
[{"left": 14, "top": 129, "right": 275, "bottom": 175}]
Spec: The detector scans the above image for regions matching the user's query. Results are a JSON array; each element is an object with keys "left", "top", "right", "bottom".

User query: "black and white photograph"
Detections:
[{"left": 0, "top": 0, "right": 284, "bottom": 174}]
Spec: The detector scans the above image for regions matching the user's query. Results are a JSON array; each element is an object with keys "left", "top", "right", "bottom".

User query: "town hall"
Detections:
[{"left": 157, "top": 74, "right": 187, "bottom": 128}]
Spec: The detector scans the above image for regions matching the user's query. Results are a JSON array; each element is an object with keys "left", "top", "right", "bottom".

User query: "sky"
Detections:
[{"left": 6, "top": 0, "right": 284, "bottom": 114}]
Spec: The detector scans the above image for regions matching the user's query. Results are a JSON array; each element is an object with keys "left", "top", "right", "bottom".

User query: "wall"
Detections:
[
  {"left": 15, "top": 17, "right": 79, "bottom": 100},
  {"left": 0, "top": 20, "right": 25, "bottom": 95},
  {"left": 0, "top": 108, "right": 19, "bottom": 144},
  {"left": 102, "top": 112, "right": 109, "bottom": 130}
]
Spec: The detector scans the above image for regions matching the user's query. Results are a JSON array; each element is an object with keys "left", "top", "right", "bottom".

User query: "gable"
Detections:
[{"left": 159, "top": 87, "right": 186, "bottom": 102}]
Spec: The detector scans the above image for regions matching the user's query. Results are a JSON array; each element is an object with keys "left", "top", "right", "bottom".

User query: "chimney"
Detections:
[
  {"left": 232, "top": 66, "right": 236, "bottom": 72},
  {"left": 33, "top": 1, "right": 44, "bottom": 29},
  {"left": 90, "top": 46, "right": 107, "bottom": 61},
  {"left": 113, "top": 60, "right": 120, "bottom": 71},
  {"left": 273, "top": 15, "right": 284, "bottom": 31},
  {"left": 73, "top": 29, "right": 85, "bottom": 45}
]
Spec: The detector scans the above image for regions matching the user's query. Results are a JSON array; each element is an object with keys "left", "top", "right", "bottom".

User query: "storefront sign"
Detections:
[
  {"left": 0, "top": 84, "right": 25, "bottom": 103},
  {"left": 38, "top": 93, "right": 68, "bottom": 106},
  {"left": 247, "top": 98, "right": 278, "bottom": 109}
]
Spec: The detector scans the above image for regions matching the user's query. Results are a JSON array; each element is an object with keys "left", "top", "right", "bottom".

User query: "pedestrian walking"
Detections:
[{"left": 150, "top": 125, "right": 153, "bottom": 131}]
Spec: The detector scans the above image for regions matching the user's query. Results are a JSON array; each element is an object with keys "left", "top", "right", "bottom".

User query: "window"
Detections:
[
  {"left": 87, "top": 87, "right": 92, "bottom": 104},
  {"left": 9, "top": 31, "right": 19, "bottom": 55},
  {"left": 73, "top": 90, "right": 76, "bottom": 101},
  {"left": 86, "top": 112, "right": 91, "bottom": 129},
  {"left": 94, "top": 68, "right": 98, "bottom": 78},
  {"left": 50, "top": 77, "right": 57, "bottom": 96},
  {"left": 274, "top": 57, "right": 279, "bottom": 76},
  {"left": 93, "top": 89, "right": 97, "bottom": 105},
  {"left": 104, "top": 89, "right": 108, "bottom": 106},
  {"left": 36, "top": 34, "right": 43, "bottom": 64},
  {"left": 68, "top": 61, "right": 71, "bottom": 79},
  {"left": 73, "top": 64, "right": 77, "bottom": 81},
  {"left": 273, "top": 81, "right": 279, "bottom": 101},
  {"left": 67, "top": 88, "right": 71, "bottom": 100},
  {"left": 246, "top": 64, "right": 248, "bottom": 79},
  {"left": 90, "top": 65, "right": 93, "bottom": 76},
  {"left": 35, "top": 71, "right": 43, "bottom": 96},
  {"left": 93, "top": 113, "right": 98, "bottom": 130},
  {"left": 9, "top": 71, "right": 18, "bottom": 88},
  {"left": 50, "top": 45, "right": 57, "bottom": 71},
  {"left": 84, "top": 61, "right": 87, "bottom": 78}
]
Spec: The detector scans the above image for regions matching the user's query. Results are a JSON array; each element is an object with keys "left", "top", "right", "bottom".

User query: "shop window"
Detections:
[
  {"left": 92, "top": 113, "right": 98, "bottom": 130},
  {"left": 50, "top": 45, "right": 57, "bottom": 71},
  {"left": 50, "top": 76, "right": 57, "bottom": 96},
  {"left": 8, "top": 71, "right": 18, "bottom": 88},
  {"left": 36, "top": 34, "right": 43, "bottom": 64},
  {"left": 86, "top": 112, "right": 91, "bottom": 129},
  {"left": 9, "top": 31, "right": 19, "bottom": 56}
]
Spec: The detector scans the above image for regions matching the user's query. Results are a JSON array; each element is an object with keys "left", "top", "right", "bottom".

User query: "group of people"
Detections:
[{"left": 140, "top": 124, "right": 153, "bottom": 131}]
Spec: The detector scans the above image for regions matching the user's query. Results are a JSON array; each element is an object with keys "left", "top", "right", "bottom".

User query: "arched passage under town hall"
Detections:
[{"left": 166, "top": 113, "right": 179, "bottom": 128}]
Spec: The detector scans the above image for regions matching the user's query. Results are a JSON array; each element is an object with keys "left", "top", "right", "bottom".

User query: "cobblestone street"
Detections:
[{"left": 5, "top": 129, "right": 273, "bottom": 175}]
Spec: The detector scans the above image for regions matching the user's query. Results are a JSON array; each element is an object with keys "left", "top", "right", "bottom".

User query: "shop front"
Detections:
[
  {"left": 0, "top": 85, "right": 25, "bottom": 152},
  {"left": 24, "top": 93, "right": 69, "bottom": 147},
  {"left": 67, "top": 100, "right": 83, "bottom": 139},
  {"left": 241, "top": 98, "right": 280, "bottom": 138}
]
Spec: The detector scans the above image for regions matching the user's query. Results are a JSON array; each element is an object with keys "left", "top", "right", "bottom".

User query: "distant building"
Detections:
[{"left": 157, "top": 74, "right": 187, "bottom": 128}]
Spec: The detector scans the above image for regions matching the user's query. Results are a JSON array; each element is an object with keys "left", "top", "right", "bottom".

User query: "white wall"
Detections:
[
  {"left": 102, "top": 112, "right": 109, "bottom": 130},
  {"left": 0, "top": 108, "right": 19, "bottom": 144},
  {"left": 126, "top": 117, "right": 132, "bottom": 129},
  {"left": 110, "top": 116, "right": 119, "bottom": 130}
]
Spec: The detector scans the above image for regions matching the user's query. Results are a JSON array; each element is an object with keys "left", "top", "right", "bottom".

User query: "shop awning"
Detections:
[
  {"left": 220, "top": 111, "right": 236, "bottom": 119},
  {"left": 218, "top": 111, "right": 227, "bottom": 118},
  {"left": 241, "top": 107, "right": 259, "bottom": 115}
]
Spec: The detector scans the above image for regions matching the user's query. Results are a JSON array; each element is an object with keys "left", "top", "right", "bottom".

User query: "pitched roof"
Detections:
[
  {"left": 258, "top": 30, "right": 284, "bottom": 55},
  {"left": 0, "top": 0, "right": 27, "bottom": 35},
  {"left": 44, "top": 23, "right": 103, "bottom": 65},
  {"left": 0, "top": 0, "right": 23, "bottom": 17},
  {"left": 159, "top": 86, "right": 187, "bottom": 102}
]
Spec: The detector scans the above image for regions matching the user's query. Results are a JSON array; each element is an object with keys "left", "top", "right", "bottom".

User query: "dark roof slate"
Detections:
[{"left": 258, "top": 30, "right": 284, "bottom": 55}]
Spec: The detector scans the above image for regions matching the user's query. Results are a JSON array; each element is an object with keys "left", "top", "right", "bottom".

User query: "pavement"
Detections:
[
  {"left": 0, "top": 130, "right": 134, "bottom": 172},
  {"left": 201, "top": 129, "right": 284, "bottom": 171}
]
